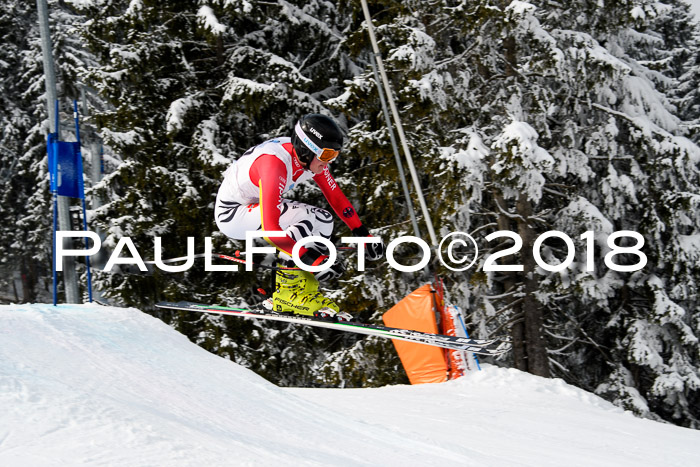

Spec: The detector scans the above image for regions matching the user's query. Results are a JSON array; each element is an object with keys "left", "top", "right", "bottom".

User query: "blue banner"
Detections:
[{"left": 48, "top": 133, "right": 85, "bottom": 199}]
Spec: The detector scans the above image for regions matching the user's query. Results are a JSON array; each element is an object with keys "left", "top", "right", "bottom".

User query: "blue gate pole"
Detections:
[
  {"left": 456, "top": 313, "right": 481, "bottom": 371},
  {"left": 51, "top": 100, "right": 60, "bottom": 306},
  {"left": 73, "top": 100, "right": 93, "bottom": 302},
  {"left": 51, "top": 144, "right": 58, "bottom": 306}
]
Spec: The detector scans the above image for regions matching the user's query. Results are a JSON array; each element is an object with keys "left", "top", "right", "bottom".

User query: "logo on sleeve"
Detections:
[
  {"left": 323, "top": 167, "right": 337, "bottom": 191},
  {"left": 343, "top": 207, "right": 355, "bottom": 218}
]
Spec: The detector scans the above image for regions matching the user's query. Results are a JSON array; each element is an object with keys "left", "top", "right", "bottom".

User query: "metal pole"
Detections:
[
  {"left": 80, "top": 85, "right": 105, "bottom": 210},
  {"left": 73, "top": 101, "right": 93, "bottom": 302},
  {"left": 80, "top": 86, "right": 108, "bottom": 284},
  {"left": 369, "top": 53, "right": 422, "bottom": 239},
  {"left": 37, "top": 0, "right": 80, "bottom": 304},
  {"left": 360, "top": 0, "right": 438, "bottom": 246}
]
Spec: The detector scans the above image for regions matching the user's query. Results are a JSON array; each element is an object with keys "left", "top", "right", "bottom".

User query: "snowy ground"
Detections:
[{"left": 1, "top": 304, "right": 698, "bottom": 466}]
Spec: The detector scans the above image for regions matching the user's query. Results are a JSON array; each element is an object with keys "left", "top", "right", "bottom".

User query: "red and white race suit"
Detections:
[{"left": 215, "top": 137, "right": 362, "bottom": 258}]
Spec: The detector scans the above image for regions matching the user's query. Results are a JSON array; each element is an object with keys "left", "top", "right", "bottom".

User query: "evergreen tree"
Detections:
[
  {"left": 0, "top": 0, "right": 95, "bottom": 303},
  {"left": 5, "top": 0, "right": 698, "bottom": 426},
  {"left": 0, "top": 0, "right": 43, "bottom": 302},
  {"left": 72, "top": 0, "right": 405, "bottom": 387},
  {"left": 333, "top": 0, "right": 700, "bottom": 426},
  {"left": 671, "top": 1, "right": 700, "bottom": 142}
]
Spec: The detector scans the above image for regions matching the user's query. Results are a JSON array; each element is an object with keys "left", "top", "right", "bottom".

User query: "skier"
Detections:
[{"left": 214, "top": 114, "right": 384, "bottom": 321}]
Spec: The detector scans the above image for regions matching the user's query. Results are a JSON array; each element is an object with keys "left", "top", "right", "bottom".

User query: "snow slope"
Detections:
[{"left": 1, "top": 303, "right": 698, "bottom": 466}]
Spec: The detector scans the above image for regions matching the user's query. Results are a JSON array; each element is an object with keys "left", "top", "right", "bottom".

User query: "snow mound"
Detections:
[{"left": 1, "top": 303, "right": 699, "bottom": 466}]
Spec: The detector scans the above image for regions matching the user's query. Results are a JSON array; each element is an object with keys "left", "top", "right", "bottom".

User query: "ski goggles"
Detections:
[{"left": 295, "top": 122, "right": 341, "bottom": 163}]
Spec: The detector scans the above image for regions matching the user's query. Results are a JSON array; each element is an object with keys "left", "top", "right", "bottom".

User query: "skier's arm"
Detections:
[
  {"left": 313, "top": 166, "right": 363, "bottom": 231},
  {"left": 314, "top": 166, "right": 384, "bottom": 261},
  {"left": 250, "top": 155, "right": 303, "bottom": 257}
]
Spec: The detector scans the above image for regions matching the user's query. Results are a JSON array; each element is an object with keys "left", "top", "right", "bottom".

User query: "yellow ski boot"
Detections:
[{"left": 268, "top": 267, "right": 352, "bottom": 322}]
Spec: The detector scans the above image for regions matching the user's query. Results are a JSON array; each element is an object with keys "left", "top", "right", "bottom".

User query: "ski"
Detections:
[{"left": 155, "top": 301, "right": 510, "bottom": 355}]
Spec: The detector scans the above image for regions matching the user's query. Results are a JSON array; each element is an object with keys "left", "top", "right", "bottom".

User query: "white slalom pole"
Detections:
[{"left": 360, "top": 0, "right": 438, "bottom": 246}]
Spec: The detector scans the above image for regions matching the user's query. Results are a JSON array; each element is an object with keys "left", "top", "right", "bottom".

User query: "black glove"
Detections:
[
  {"left": 352, "top": 225, "right": 384, "bottom": 261},
  {"left": 299, "top": 248, "right": 345, "bottom": 282}
]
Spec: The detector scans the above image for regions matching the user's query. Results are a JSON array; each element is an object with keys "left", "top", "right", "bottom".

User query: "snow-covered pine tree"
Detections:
[
  {"left": 511, "top": 0, "right": 700, "bottom": 428},
  {"left": 72, "top": 0, "right": 392, "bottom": 387},
  {"left": 0, "top": 0, "right": 45, "bottom": 302},
  {"left": 333, "top": 0, "right": 484, "bottom": 302},
  {"left": 316, "top": 0, "right": 477, "bottom": 382},
  {"left": 73, "top": 1, "right": 231, "bottom": 309},
  {"left": 333, "top": 0, "right": 700, "bottom": 425},
  {"left": 575, "top": 0, "right": 700, "bottom": 428},
  {"left": 331, "top": 0, "right": 559, "bottom": 375},
  {"left": 7, "top": 0, "right": 696, "bottom": 423},
  {"left": 442, "top": 0, "right": 700, "bottom": 426},
  {"left": 0, "top": 0, "right": 99, "bottom": 303},
  {"left": 211, "top": 0, "right": 413, "bottom": 387},
  {"left": 209, "top": 0, "right": 391, "bottom": 386},
  {"left": 670, "top": 1, "right": 700, "bottom": 143}
]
